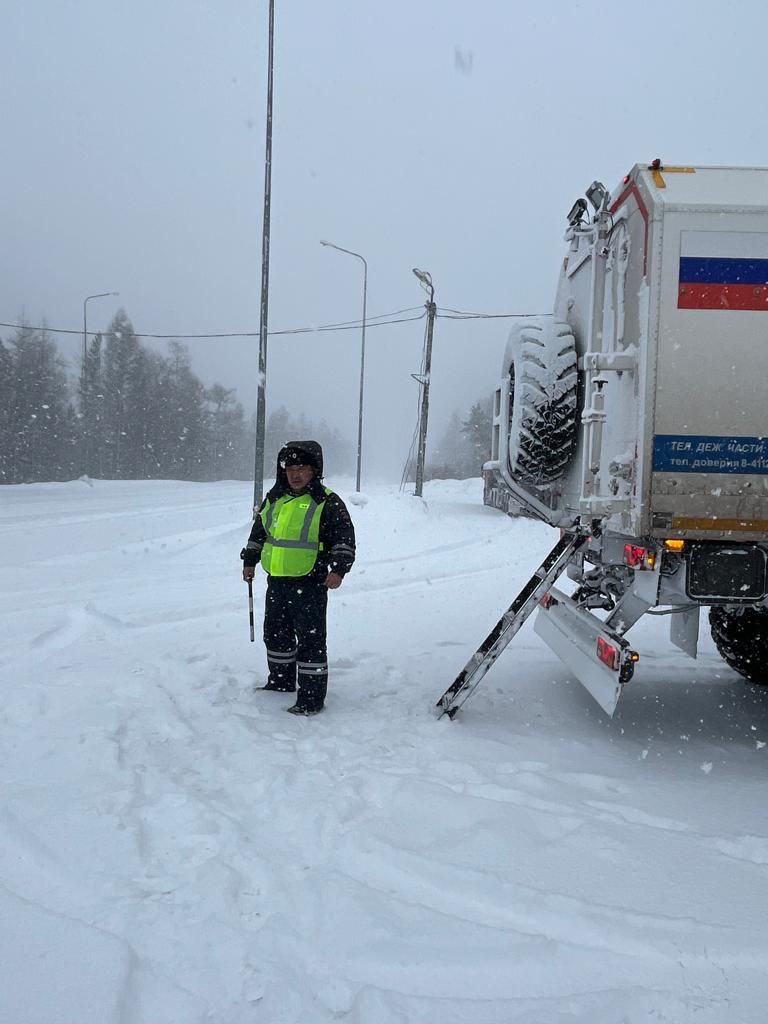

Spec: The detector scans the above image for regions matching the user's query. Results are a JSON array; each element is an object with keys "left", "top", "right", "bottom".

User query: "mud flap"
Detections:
[
  {"left": 670, "top": 606, "right": 700, "bottom": 660},
  {"left": 534, "top": 587, "right": 638, "bottom": 716}
]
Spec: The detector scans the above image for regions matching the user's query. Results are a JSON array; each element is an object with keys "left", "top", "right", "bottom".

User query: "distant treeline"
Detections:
[
  {"left": 1, "top": 308, "right": 492, "bottom": 486},
  {"left": 0, "top": 310, "right": 354, "bottom": 485}
]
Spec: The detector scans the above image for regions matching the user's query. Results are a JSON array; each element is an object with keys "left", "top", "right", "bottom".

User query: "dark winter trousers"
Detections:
[{"left": 264, "top": 577, "right": 329, "bottom": 710}]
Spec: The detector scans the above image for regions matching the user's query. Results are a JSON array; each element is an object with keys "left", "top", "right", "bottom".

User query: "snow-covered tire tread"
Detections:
[
  {"left": 709, "top": 606, "right": 768, "bottom": 685},
  {"left": 506, "top": 320, "right": 578, "bottom": 486}
]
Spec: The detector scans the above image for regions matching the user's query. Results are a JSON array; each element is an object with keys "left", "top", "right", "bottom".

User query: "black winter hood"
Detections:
[{"left": 266, "top": 439, "right": 325, "bottom": 501}]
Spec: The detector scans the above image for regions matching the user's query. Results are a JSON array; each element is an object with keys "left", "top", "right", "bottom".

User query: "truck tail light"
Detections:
[
  {"left": 623, "top": 544, "right": 656, "bottom": 570},
  {"left": 539, "top": 592, "right": 555, "bottom": 609},
  {"left": 597, "top": 636, "right": 620, "bottom": 670}
]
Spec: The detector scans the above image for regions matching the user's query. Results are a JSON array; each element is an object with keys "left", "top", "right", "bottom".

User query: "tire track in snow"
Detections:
[{"left": 333, "top": 830, "right": 739, "bottom": 960}]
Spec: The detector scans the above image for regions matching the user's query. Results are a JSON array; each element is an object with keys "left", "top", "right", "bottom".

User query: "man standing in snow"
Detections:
[{"left": 241, "top": 440, "right": 356, "bottom": 716}]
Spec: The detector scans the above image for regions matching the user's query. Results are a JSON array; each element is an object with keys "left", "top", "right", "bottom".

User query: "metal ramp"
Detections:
[{"left": 435, "top": 530, "right": 587, "bottom": 719}]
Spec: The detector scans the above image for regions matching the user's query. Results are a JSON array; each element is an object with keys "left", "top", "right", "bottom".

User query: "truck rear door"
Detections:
[{"left": 650, "top": 196, "right": 768, "bottom": 542}]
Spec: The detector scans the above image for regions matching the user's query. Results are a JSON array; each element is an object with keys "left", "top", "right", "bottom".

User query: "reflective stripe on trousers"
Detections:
[{"left": 263, "top": 578, "right": 328, "bottom": 708}]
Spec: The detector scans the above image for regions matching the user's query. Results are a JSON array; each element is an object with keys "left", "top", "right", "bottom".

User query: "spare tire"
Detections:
[
  {"left": 709, "top": 606, "right": 768, "bottom": 685},
  {"left": 506, "top": 319, "right": 579, "bottom": 485}
]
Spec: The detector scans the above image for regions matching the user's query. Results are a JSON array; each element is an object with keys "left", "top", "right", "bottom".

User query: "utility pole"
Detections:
[
  {"left": 253, "top": 0, "right": 275, "bottom": 513},
  {"left": 412, "top": 268, "right": 436, "bottom": 497}
]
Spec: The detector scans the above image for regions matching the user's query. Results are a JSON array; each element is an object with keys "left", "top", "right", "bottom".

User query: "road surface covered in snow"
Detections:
[{"left": 1, "top": 477, "right": 767, "bottom": 1023}]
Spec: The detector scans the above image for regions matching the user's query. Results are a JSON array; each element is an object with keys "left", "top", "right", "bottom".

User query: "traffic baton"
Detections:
[{"left": 247, "top": 579, "right": 255, "bottom": 642}]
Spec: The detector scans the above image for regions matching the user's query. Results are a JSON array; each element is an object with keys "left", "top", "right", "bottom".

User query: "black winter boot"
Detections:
[{"left": 286, "top": 703, "right": 324, "bottom": 716}]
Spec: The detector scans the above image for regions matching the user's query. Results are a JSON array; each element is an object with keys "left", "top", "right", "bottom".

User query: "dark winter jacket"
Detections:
[{"left": 242, "top": 440, "right": 356, "bottom": 581}]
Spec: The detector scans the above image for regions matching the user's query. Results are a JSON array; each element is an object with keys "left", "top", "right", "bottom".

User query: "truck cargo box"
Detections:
[{"left": 486, "top": 164, "right": 768, "bottom": 543}]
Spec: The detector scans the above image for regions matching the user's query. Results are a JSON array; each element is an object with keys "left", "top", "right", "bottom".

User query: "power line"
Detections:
[
  {"left": 0, "top": 306, "right": 552, "bottom": 339},
  {"left": 437, "top": 308, "right": 551, "bottom": 319},
  {"left": 270, "top": 311, "right": 425, "bottom": 337},
  {"left": 0, "top": 307, "right": 425, "bottom": 342},
  {"left": 301, "top": 305, "right": 424, "bottom": 330},
  {"left": 1, "top": 303, "right": 557, "bottom": 340}
]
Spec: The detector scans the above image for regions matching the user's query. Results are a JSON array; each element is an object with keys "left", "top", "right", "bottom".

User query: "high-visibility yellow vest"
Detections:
[{"left": 260, "top": 488, "right": 330, "bottom": 577}]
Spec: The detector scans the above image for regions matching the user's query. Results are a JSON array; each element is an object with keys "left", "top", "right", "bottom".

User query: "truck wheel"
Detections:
[
  {"left": 506, "top": 319, "right": 579, "bottom": 485},
  {"left": 709, "top": 606, "right": 768, "bottom": 685}
]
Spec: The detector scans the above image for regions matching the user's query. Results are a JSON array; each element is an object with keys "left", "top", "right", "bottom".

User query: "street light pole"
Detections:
[
  {"left": 412, "top": 268, "right": 436, "bottom": 498},
  {"left": 253, "top": 0, "right": 276, "bottom": 513},
  {"left": 320, "top": 240, "right": 367, "bottom": 491}
]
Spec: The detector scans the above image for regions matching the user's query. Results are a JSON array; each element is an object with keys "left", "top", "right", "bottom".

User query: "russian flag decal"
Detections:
[{"left": 678, "top": 230, "right": 768, "bottom": 310}]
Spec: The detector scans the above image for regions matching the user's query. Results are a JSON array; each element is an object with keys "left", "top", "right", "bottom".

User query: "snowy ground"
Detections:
[{"left": 2, "top": 477, "right": 768, "bottom": 1024}]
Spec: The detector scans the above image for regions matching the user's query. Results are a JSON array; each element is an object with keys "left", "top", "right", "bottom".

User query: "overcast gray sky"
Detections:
[{"left": 3, "top": 0, "right": 767, "bottom": 480}]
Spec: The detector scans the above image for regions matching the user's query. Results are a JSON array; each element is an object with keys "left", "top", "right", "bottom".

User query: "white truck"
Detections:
[{"left": 437, "top": 162, "right": 768, "bottom": 719}]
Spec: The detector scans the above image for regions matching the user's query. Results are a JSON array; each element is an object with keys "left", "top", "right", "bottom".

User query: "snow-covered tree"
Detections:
[
  {"left": 460, "top": 397, "right": 493, "bottom": 474},
  {"left": 101, "top": 309, "right": 142, "bottom": 478},
  {"left": 428, "top": 395, "right": 493, "bottom": 480},
  {"left": 204, "top": 383, "right": 247, "bottom": 480},
  {"left": 78, "top": 332, "right": 104, "bottom": 477},
  {"left": 3, "top": 321, "right": 74, "bottom": 483}
]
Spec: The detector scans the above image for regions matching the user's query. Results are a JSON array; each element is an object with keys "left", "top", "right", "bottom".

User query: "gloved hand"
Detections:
[
  {"left": 242, "top": 565, "right": 255, "bottom": 582},
  {"left": 325, "top": 571, "right": 343, "bottom": 590}
]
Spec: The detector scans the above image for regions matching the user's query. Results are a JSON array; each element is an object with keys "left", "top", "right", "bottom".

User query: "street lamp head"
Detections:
[
  {"left": 412, "top": 268, "right": 434, "bottom": 301},
  {"left": 320, "top": 239, "right": 366, "bottom": 269}
]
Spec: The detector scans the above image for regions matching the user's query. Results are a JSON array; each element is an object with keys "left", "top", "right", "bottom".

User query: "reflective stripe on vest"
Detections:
[{"left": 260, "top": 489, "right": 329, "bottom": 576}]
